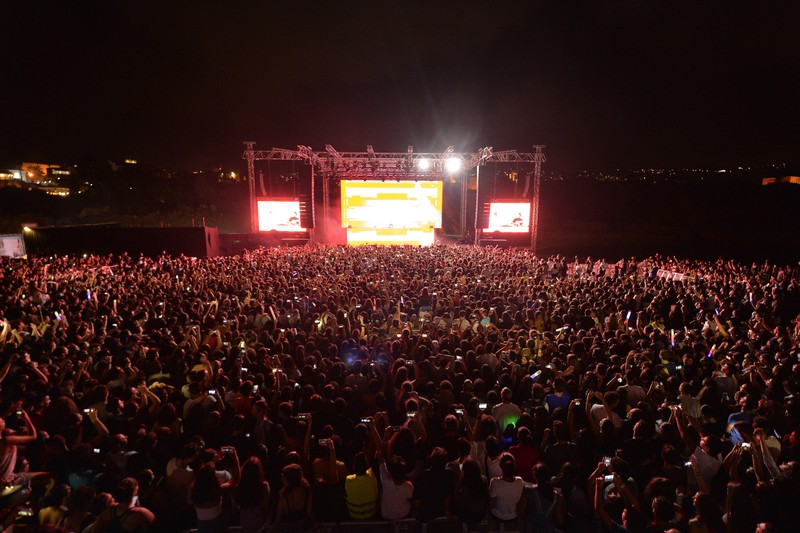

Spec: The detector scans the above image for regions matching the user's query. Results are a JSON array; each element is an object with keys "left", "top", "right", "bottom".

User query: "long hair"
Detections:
[
  {"left": 280, "top": 464, "right": 307, "bottom": 495},
  {"left": 725, "top": 482, "right": 758, "bottom": 532},
  {"left": 693, "top": 492, "right": 724, "bottom": 531},
  {"left": 532, "top": 463, "right": 554, "bottom": 500},
  {"left": 478, "top": 415, "right": 498, "bottom": 441},
  {"left": 235, "top": 457, "right": 267, "bottom": 509},
  {"left": 459, "top": 459, "right": 488, "bottom": 498},
  {"left": 388, "top": 427, "right": 416, "bottom": 467},
  {"left": 190, "top": 463, "right": 221, "bottom": 506},
  {"left": 387, "top": 456, "right": 407, "bottom": 484},
  {"left": 485, "top": 436, "right": 502, "bottom": 460}
]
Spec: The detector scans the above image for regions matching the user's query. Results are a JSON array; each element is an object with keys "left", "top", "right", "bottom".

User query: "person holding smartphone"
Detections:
[
  {"left": 377, "top": 452, "right": 414, "bottom": 521},
  {"left": 0, "top": 407, "right": 47, "bottom": 490},
  {"left": 592, "top": 472, "right": 646, "bottom": 533},
  {"left": 189, "top": 451, "right": 240, "bottom": 533}
]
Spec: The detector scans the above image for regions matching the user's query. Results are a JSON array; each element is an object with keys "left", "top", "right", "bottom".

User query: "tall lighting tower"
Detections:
[
  {"left": 243, "top": 141, "right": 258, "bottom": 233},
  {"left": 530, "top": 145, "right": 546, "bottom": 254}
]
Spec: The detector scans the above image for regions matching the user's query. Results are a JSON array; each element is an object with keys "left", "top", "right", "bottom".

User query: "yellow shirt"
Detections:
[{"left": 345, "top": 469, "right": 378, "bottom": 519}]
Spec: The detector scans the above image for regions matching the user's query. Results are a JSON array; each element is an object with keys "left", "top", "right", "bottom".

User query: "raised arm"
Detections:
[
  {"left": 673, "top": 408, "right": 699, "bottom": 451},
  {"left": 4, "top": 409, "right": 37, "bottom": 445},
  {"left": 685, "top": 411, "right": 707, "bottom": 438},
  {"left": 373, "top": 413, "right": 389, "bottom": 462},
  {"left": 752, "top": 431, "right": 779, "bottom": 482},
  {"left": 27, "top": 360, "right": 49, "bottom": 385},
  {"left": 541, "top": 427, "right": 553, "bottom": 453},
  {"left": 220, "top": 448, "right": 241, "bottom": 489},
  {"left": 138, "top": 384, "right": 162, "bottom": 415},
  {"left": 722, "top": 445, "right": 744, "bottom": 481},
  {"left": 324, "top": 439, "right": 340, "bottom": 485},
  {"left": 302, "top": 413, "right": 313, "bottom": 465},
  {"left": 613, "top": 472, "right": 640, "bottom": 511},
  {"left": 584, "top": 391, "right": 602, "bottom": 438},
  {"left": 687, "top": 455, "right": 710, "bottom": 495},
  {"left": 596, "top": 392, "right": 614, "bottom": 423},
  {"left": 567, "top": 399, "right": 578, "bottom": 442},
  {"left": 0, "top": 352, "right": 16, "bottom": 384},
  {"left": 592, "top": 476, "right": 612, "bottom": 529},
  {"left": 86, "top": 408, "right": 110, "bottom": 446}
]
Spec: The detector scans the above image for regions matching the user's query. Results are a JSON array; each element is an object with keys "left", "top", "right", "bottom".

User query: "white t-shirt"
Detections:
[
  {"left": 492, "top": 402, "right": 522, "bottom": 434},
  {"left": 379, "top": 461, "right": 413, "bottom": 520},
  {"left": 486, "top": 455, "right": 503, "bottom": 480},
  {"left": 763, "top": 435, "right": 782, "bottom": 460},
  {"left": 166, "top": 459, "right": 194, "bottom": 504},
  {"left": 182, "top": 394, "right": 217, "bottom": 419},
  {"left": 477, "top": 352, "right": 499, "bottom": 371},
  {"left": 469, "top": 441, "right": 487, "bottom": 476},
  {"left": 590, "top": 403, "right": 622, "bottom": 428},
  {"left": 489, "top": 476, "right": 524, "bottom": 520},
  {"left": 619, "top": 384, "right": 646, "bottom": 406}
]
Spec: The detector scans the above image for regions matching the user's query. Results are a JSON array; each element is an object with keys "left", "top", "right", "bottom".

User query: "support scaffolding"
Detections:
[
  {"left": 242, "top": 143, "right": 544, "bottom": 246},
  {"left": 530, "top": 145, "right": 546, "bottom": 255}
]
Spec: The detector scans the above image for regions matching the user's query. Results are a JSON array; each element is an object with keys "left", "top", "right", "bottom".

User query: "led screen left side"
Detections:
[{"left": 257, "top": 200, "right": 307, "bottom": 232}]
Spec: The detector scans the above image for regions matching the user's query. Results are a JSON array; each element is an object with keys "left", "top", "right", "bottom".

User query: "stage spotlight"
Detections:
[
  {"left": 417, "top": 158, "right": 431, "bottom": 171},
  {"left": 445, "top": 157, "right": 462, "bottom": 173}
]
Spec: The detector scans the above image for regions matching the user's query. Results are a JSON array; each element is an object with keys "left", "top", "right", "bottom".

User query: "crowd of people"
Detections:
[{"left": 1, "top": 245, "right": 799, "bottom": 533}]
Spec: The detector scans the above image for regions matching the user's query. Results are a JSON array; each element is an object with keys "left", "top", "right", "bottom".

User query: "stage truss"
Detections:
[{"left": 242, "top": 143, "right": 545, "bottom": 252}]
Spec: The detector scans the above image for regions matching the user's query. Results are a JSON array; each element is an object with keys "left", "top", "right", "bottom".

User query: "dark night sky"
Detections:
[{"left": 2, "top": 1, "right": 799, "bottom": 173}]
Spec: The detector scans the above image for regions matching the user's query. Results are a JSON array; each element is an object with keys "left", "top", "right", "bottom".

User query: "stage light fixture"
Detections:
[
  {"left": 417, "top": 158, "right": 431, "bottom": 171},
  {"left": 445, "top": 157, "right": 463, "bottom": 173}
]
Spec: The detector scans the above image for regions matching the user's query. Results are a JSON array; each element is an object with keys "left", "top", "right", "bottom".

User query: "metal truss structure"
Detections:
[{"left": 242, "top": 143, "right": 545, "bottom": 251}]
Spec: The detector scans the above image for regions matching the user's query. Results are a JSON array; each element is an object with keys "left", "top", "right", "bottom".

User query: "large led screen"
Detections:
[
  {"left": 257, "top": 199, "right": 306, "bottom": 232},
  {"left": 0, "top": 234, "right": 26, "bottom": 258},
  {"left": 341, "top": 181, "right": 443, "bottom": 245},
  {"left": 486, "top": 202, "right": 531, "bottom": 233}
]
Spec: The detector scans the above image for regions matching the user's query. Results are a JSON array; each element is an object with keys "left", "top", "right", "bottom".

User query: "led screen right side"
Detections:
[{"left": 486, "top": 202, "right": 530, "bottom": 233}]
